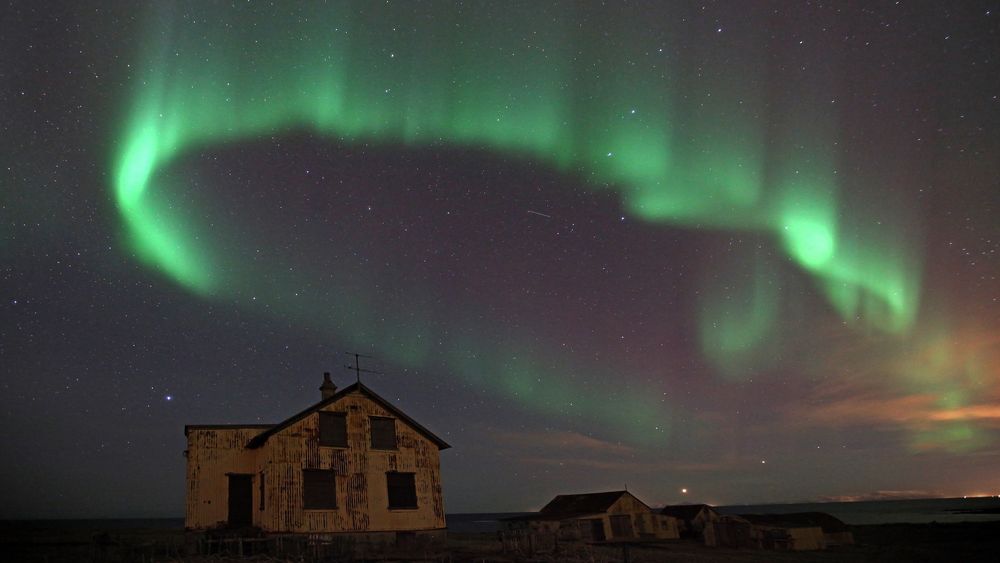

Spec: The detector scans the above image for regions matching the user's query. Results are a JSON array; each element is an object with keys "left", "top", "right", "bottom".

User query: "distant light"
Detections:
[
  {"left": 165, "top": 395, "right": 173, "bottom": 401},
  {"left": 681, "top": 488, "right": 688, "bottom": 494},
  {"left": 761, "top": 459, "right": 766, "bottom": 464}
]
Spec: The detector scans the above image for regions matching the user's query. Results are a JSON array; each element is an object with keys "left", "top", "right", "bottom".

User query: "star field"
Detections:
[{"left": 1, "top": 1, "right": 998, "bottom": 518}]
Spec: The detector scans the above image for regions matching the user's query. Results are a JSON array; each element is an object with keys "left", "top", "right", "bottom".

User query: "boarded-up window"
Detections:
[
  {"left": 370, "top": 417, "right": 397, "bottom": 450},
  {"left": 610, "top": 515, "right": 633, "bottom": 538},
  {"left": 319, "top": 412, "right": 348, "bottom": 447},
  {"left": 386, "top": 472, "right": 417, "bottom": 509},
  {"left": 302, "top": 470, "right": 337, "bottom": 510}
]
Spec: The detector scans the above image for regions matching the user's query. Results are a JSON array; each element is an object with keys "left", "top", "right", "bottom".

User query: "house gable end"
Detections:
[
  {"left": 609, "top": 491, "right": 654, "bottom": 514},
  {"left": 246, "top": 382, "right": 449, "bottom": 450}
]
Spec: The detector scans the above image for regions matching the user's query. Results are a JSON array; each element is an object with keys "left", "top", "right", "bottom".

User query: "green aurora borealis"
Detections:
[
  {"left": 6, "top": 0, "right": 1000, "bottom": 518},
  {"left": 115, "top": 3, "right": 930, "bottom": 441}
]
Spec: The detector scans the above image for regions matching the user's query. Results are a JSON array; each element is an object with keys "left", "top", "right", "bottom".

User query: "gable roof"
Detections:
[
  {"left": 660, "top": 504, "right": 716, "bottom": 520},
  {"left": 245, "top": 381, "right": 450, "bottom": 450},
  {"left": 540, "top": 491, "right": 645, "bottom": 519}
]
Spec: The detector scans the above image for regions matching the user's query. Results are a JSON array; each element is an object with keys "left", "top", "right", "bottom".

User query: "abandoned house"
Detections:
[
  {"left": 503, "top": 490, "right": 679, "bottom": 542},
  {"left": 183, "top": 373, "right": 450, "bottom": 544}
]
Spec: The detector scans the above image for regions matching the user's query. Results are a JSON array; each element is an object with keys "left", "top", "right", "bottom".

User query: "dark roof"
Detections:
[
  {"left": 539, "top": 491, "right": 642, "bottom": 519},
  {"left": 184, "top": 424, "right": 274, "bottom": 436},
  {"left": 739, "top": 512, "right": 849, "bottom": 532},
  {"left": 245, "top": 382, "right": 450, "bottom": 450},
  {"left": 660, "top": 504, "right": 715, "bottom": 520}
]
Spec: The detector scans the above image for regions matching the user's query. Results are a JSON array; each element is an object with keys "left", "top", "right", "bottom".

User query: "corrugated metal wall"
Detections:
[
  {"left": 186, "top": 390, "right": 446, "bottom": 534},
  {"left": 185, "top": 427, "right": 261, "bottom": 529},
  {"left": 605, "top": 493, "right": 680, "bottom": 540}
]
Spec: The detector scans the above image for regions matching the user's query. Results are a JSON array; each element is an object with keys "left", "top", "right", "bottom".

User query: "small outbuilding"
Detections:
[
  {"left": 659, "top": 504, "right": 719, "bottom": 538},
  {"left": 789, "top": 512, "right": 854, "bottom": 546},
  {"left": 741, "top": 512, "right": 853, "bottom": 549},
  {"left": 704, "top": 512, "right": 850, "bottom": 551},
  {"left": 503, "top": 491, "right": 679, "bottom": 542},
  {"left": 703, "top": 514, "right": 755, "bottom": 549},
  {"left": 740, "top": 514, "right": 825, "bottom": 551}
]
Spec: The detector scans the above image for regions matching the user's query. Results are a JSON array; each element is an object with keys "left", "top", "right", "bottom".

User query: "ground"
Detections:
[{"left": 1, "top": 521, "right": 999, "bottom": 562}]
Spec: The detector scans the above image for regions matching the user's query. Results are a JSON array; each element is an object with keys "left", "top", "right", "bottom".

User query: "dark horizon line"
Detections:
[{"left": 4, "top": 495, "right": 997, "bottom": 522}]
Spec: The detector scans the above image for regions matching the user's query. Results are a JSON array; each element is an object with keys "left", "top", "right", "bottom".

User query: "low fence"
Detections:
[
  {"left": 2, "top": 529, "right": 446, "bottom": 563},
  {"left": 498, "top": 529, "right": 559, "bottom": 555}
]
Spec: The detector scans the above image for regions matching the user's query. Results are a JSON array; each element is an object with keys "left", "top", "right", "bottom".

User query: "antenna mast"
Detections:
[{"left": 344, "top": 352, "right": 382, "bottom": 384}]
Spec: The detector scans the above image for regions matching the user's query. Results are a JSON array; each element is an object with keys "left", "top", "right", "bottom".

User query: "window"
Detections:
[
  {"left": 302, "top": 469, "right": 337, "bottom": 509},
  {"left": 386, "top": 472, "right": 417, "bottom": 509},
  {"left": 370, "top": 417, "right": 397, "bottom": 450},
  {"left": 319, "top": 412, "right": 348, "bottom": 447}
]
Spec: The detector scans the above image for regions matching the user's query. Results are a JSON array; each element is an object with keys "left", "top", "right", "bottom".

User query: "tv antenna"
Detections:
[{"left": 345, "top": 352, "right": 382, "bottom": 384}]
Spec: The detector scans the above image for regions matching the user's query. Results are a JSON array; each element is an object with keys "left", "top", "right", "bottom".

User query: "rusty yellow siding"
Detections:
[
  {"left": 596, "top": 492, "right": 680, "bottom": 540},
  {"left": 185, "top": 388, "right": 446, "bottom": 535},
  {"left": 184, "top": 427, "right": 262, "bottom": 529},
  {"left": 256, "top": 390, "right": 445, "bottom": 533}
]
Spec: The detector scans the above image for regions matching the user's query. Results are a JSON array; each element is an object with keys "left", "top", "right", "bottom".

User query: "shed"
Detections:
[
  {"left": 504, "top": 491, "right": 679, "bottom": 541},
  {"left": 659, "top": 504, "right": 719, "bottom": 537},
  {"left": 703, "top": 514, "right": 755, "bottom": 549},
  {"left": 741, "top": 512, "right": 853, "bottom": 549}
]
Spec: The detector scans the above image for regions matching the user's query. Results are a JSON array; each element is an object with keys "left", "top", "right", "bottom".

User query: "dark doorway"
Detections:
[
  {"left": 227, "top": 474, "right": 253, "bottom": 528},
  {"left": 610, "top": 515, "right": 633, "bottom": 538},
  {"left": 590, "top": 519, "right": 606, "bottom": 542}
]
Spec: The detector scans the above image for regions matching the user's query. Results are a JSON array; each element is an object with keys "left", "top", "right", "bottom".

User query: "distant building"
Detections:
[
  {"left": 741, "top": 512, "right": 854, "bottom": 549},
  {"left": 183, "top": 373, "right": 450, "bottom": 546},
  {"left": 704, "top": 512, "right": 851, "bottom": 551},
  {"left": 787, "top": 512, "right": 855, "bottom": 547},
  {"left": 703, "top": 514, "right": 755, "bottom": 549},
  {"left": 503, "top": 490, "right": 679, "bottom": 541},
  {"left": 659, "top": 504, "right": 719, "bottom": 538}
]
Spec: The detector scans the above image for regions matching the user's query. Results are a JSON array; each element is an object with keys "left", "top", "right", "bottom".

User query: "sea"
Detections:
[{"left": 5, "top": 497, "right": 999, "bottom": 534}]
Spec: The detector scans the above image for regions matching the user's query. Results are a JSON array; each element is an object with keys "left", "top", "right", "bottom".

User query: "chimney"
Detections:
[{"left": 320, "top": 372, "right": 337, "bottom": 400}]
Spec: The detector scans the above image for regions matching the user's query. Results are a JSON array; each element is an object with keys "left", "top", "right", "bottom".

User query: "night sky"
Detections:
[{"left": 2, "top": 1, "right": 998, "bottom": 519}]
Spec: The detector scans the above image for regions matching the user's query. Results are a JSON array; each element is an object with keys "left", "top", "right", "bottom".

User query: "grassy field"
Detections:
[{"left": 2, "top": 521, "right": 999, "bottom": 562}]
